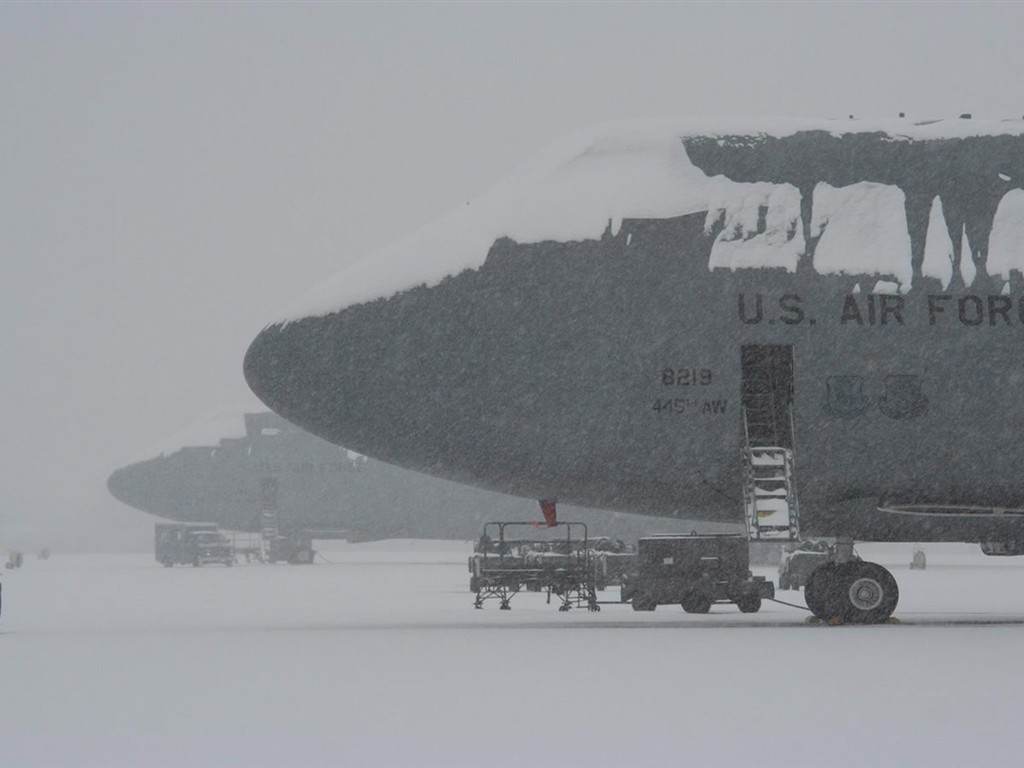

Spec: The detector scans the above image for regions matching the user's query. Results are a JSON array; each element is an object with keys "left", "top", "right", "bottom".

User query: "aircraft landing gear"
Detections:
[{"left": 804, "top": 556, "right": 899, "bottom": 625}]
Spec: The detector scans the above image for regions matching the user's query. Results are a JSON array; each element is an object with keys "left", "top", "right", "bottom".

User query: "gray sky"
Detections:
[{"left": 2, "top": 1, "right": 1022, "bottom": 549}]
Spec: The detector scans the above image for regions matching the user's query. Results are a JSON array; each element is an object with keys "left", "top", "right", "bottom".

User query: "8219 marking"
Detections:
[{"left": 662, "top": 368, "right": 713, "bottom": 386}]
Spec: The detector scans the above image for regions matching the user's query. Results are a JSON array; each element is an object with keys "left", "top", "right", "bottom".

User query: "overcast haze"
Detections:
[{"left": 3, "top": 2, "right": 1022, "bottom": 550}]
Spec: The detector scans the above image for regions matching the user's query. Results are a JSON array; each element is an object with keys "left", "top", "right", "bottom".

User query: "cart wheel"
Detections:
[
  {"left": 681, "top": 592, "right": 712, "bottom": 614},
  {"left": 736, "top": 596, "right": 761, "bottom": 613},
  {"left": 631, "top": 595, "right": 657, "bottom": 612}
]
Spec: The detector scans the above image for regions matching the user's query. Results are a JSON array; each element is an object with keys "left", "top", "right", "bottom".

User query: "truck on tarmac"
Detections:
[
  {"left": 262, "top": 534, "right": 316, "bottom": 565},
  {"left": 621, "top": 534, "right": 774, "bottom": 613},
  {"left": 155, "top": 523, "right": 235, "bottom": 567}
]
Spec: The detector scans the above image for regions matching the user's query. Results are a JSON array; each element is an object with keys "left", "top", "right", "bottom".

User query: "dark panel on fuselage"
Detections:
[{"left": 741, "top": 344, "right": 795, "bottom": 449}]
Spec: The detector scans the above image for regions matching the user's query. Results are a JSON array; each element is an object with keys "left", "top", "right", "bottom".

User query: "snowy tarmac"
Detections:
[{"left": 2, "top": 540, "right": 1023, "bottom": 767}]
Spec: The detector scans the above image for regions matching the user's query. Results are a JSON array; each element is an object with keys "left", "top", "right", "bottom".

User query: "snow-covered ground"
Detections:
[{"left": 2, "top": 540, "right": 1023, "bottom": 767}]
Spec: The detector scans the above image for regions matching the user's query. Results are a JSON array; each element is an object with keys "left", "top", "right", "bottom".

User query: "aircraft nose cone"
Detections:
[
  {"left": 240, "top": 217, "right": 738, "bottom": 514},
  {"left": 107, "top": 460, "right": 181, "bottom": 517},
  {"left": 244, "top": 303, "right": 465, "bottom": 476},
  {"left": 241, "top": 237, "right": 667, "bottom": 505},
  {"left": 244, "top": 316, "right": 352, "bottom": 451},
  {"left": 106, "top": 466, "right": 138, "bottom": 508}
]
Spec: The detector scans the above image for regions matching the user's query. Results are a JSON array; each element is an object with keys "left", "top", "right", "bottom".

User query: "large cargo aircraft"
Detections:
[
  {"left": 108, "top": 410, "right": 699, "bottom": 551},
  {"left": 243, "top": 116, "right": 1024, "bottom": 622}
]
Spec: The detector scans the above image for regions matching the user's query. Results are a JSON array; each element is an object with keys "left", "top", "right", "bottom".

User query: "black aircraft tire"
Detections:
[
  {"left": 804, "top": 563, "right": 836, "bottom": 618},
  {"left": 836, "top": 561, "right": 899, "bottom": 624}
]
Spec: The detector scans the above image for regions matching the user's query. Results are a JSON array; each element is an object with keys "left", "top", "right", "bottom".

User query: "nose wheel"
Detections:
[{"left": 804, "top": 561, "right": 899, "bottom": 624}]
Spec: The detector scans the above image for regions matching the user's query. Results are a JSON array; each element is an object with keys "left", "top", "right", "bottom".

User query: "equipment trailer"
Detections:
[
  {"left": 622, "top": 534, "right": 774, "bottom": 613},
  {"left": 469, "top": 521, "right": 600, "bottom": 611}
]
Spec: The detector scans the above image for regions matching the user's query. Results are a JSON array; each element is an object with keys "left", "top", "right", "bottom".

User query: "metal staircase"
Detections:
[
  {"left": 741, "top": 346, "right": 801, "bottom": 541},
  {"left": 259, "top": 476, "right": 281, "bottom": 560},
  {"left": 260, "top": 508, "right": 280, "bottom": 539}
]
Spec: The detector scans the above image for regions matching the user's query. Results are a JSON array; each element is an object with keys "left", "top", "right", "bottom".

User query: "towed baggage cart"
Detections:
[{"left": 469, "top": 521, "right": 599, "bottom": 611}]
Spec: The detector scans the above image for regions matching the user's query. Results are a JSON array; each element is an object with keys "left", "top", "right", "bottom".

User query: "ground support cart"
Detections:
[
  {"left": 621, "top": 534, "right": 774, "bottom": 613},
  {"left": 469, "top": 522, "right": 600, "bottom": 611}
]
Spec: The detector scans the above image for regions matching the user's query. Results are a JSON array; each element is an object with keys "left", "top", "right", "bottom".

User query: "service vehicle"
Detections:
[
  {"left": 621, "top": 534, "right": 773, "bottom": 613},
  {"left": 155, "top": 522, "right": 235, "bottom": 567}
]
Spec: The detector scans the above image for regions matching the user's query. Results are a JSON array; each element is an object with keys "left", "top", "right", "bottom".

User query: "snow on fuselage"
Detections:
[{"left": 244, "top": 116, "right": 1024, "bottom": 542}]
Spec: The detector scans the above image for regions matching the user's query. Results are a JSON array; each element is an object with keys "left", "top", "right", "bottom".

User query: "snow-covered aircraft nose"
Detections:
[
  {"left": 244, "top": 119, "right": 745, "bottom": 510},
  {"left": 242, "top": 236, "right": 682, "bottom": 507}
]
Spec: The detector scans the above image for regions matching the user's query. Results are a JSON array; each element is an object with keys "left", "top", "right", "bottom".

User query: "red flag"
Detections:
[{"left": 539, "top": 499, "right": 557, "bottom": 527}]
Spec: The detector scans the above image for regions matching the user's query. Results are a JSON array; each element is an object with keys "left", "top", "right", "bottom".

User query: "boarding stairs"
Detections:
[
  {"left": 741, "top": 346, "right": 801, "bottom": 541},
  {"left": 260, "top": 507, "right": 280, "bottom": 560}
]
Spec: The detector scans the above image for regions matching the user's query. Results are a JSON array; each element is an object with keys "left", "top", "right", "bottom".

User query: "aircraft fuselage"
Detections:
[{"left": 244, "top": 122, "right": 1024, "bottom": 544}]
